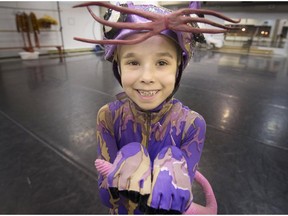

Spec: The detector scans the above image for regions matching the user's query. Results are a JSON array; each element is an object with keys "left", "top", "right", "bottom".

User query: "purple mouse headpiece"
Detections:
[{"left": 73, "top": 1, "right": 240, "bottom": 92}]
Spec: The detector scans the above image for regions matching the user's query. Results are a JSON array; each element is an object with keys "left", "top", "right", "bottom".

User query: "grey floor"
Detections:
[{"left": 0, "top": 50, "right": 287, "bottom": 214}]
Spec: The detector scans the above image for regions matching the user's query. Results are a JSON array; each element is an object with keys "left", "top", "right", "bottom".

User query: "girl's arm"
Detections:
[
  {"left": 143, "top": 112, "right": 207, "bottom": 214},
  {"left": 96, "top": 104, "right": 152, "bottom": 213},
  {"left": 181, "top": 113, "right": 218, "bottom": 214},
  {"left": 180, "top": 113, "right": 206, "bottom": 183},
  {"left": 96, "top": 104, "right": 119, "bottom": 209}
]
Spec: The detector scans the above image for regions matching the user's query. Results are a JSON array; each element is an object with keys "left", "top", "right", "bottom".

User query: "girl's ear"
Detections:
[
  {"left": 178, "top": 58, "right": 181, "bottom": 67},
  {"left": 177, "top": 54, "right": 183, "bottom": 67},
  {"left": 176, "top": 45, "right": 182, "bottom": 67},
  {"left": 113, "top": 51, "right": 118, "bottom": 63},
  {"left": 113, "top": 60, "right": 122, "bottom": 86}
]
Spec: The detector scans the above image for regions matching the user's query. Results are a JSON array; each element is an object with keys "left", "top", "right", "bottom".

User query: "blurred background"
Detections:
[{"left": 0, "top": 1, "right": 287, "bottom": 214}]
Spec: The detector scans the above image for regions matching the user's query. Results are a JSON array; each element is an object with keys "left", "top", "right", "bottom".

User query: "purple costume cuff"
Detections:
[
  {"left": 107, "top": 142, "right": 152, "bottom": 201},
  {"left": 147, "top": 146, "right": 192, "bottom": 213}
]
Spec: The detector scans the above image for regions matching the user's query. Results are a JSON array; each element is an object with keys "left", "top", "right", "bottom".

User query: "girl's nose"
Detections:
[{"left": 140, "top": 65, "right": 155, "bottom": 84}]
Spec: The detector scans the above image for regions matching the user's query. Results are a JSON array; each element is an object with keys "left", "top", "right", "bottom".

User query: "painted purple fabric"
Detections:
[
  {"left": 106, "top": 142, "right": 151, "bottom": 203},
  {"left": 96, "top": 92, "right": 206, "bottom": 214},
  {"left": 147, "top": 146, "right": 192, "bottom": 213}
]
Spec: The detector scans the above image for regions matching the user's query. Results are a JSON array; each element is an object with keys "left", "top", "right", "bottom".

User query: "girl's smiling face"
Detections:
[{"left": 118, "top": 34, "right": 179, "bottom": 111}]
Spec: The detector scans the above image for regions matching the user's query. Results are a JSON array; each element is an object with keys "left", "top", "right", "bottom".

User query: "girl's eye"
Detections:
[
  {"left": 157, "top": 60, "right": 168, "bottom": 66},
  {"left": 127, "top": 61, "right": 139, "bottom": 66}
]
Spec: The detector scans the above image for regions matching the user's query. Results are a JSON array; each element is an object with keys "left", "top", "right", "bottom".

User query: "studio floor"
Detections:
[{"left": 0, "top": 50, "right": 288, "bottom": 214}]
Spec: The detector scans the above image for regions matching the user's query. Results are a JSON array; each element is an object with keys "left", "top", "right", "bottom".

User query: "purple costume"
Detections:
[
  {"left": 73, "top": 1, "right": 239, "bottom": 214},
  {"left": 96, "top": 92, "right": 206, "bottom": 214}
]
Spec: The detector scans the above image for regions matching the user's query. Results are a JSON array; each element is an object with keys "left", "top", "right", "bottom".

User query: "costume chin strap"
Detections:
[
  {"left": 112, "top": 60, "right": 122, "bottom": 86},
  {"left": 73, "top": 1, "right": 240, "bottom": 45}
]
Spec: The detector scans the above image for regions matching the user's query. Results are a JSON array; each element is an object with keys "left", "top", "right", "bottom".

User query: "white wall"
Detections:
[
  {"left": 0, "top": 1, "right": 101, "bottom": 57},
  {"left": 58, "top": 1, "right": 101, "bottom": 50},
  {"left": 0, "top": 2, "right": 62, "bottom": 57}
]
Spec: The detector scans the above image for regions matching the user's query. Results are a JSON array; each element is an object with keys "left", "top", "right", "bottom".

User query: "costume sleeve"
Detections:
[
  {"left": 180, "top": 112, "right": 206, "bottom": 183},
  {"left": 96, "top": 104, "right": 120, "bottom": 209},
  {"left": 144, "top": 111, "right": 206, "bottom": 214}
]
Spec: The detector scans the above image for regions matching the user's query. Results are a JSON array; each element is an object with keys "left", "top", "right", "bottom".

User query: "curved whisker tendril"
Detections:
[{"left": 73, "top": 1, "right": 240, "bottom": 45}]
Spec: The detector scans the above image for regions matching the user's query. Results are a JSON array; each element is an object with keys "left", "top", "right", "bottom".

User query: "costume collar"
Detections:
[{"left": 116, "top": 92, "right": 174, "bottom": 122}]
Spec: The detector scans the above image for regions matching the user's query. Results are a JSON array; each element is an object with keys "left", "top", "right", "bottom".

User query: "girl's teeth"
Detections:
[{"left": 138, "top": 90, "right": 157, "bottom": 96}]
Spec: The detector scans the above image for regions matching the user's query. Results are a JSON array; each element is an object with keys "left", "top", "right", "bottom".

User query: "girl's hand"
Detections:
[
  {"left": 98, "top": 142, "right": 152, "bottom": 203},
  {"left": 145, "top": 146, "right": 192, "bottom": 214},
  {"left": 95, "top": 148, "right": 217, "bottom": 214}
]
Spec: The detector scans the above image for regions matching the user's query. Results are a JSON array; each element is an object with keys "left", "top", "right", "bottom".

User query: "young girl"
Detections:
[{"left": 74, "top": 2, "right": 239, "bottom": 214}]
